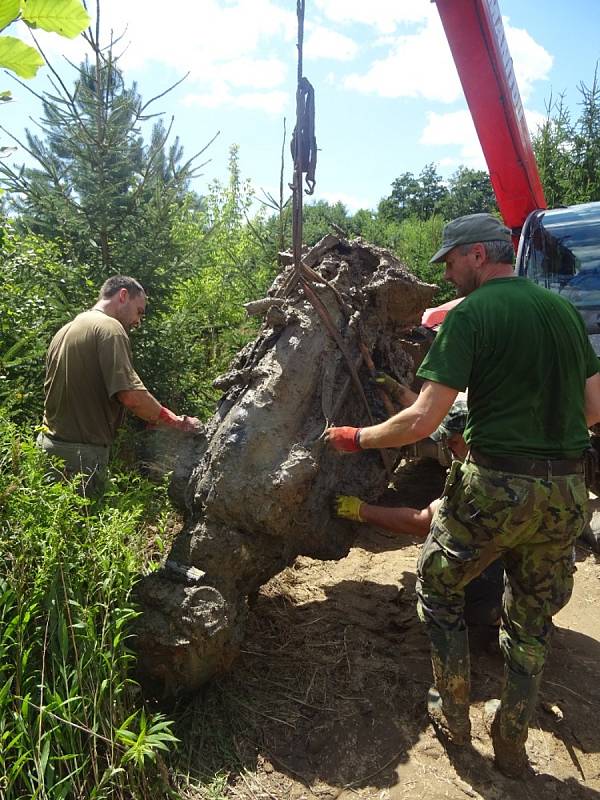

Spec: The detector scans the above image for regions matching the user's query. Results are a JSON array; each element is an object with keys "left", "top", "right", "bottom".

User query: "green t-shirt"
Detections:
[
  {"left": 43, "top": 310, "right": 145, "bottom": 446},
  {"left": 417, "top": 277, "right": 599, "bottom": 458}
]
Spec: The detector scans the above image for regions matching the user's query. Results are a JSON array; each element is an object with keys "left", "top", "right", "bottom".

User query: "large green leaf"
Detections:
[
  {"left": 0, "top": 0, "right": 19, "bottom": 31},
  {"left": 0, "top": 35, "right": 43, "bottom": 77},
  {"left": 21, "top": 0, "right": 90, "bottom": 38}
]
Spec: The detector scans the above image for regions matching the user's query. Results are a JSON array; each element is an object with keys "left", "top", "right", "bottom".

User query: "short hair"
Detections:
[
  {"left": 98, "top": 276, "right": 146, "bottom": 300},
  {"left": 459, "top": 240, "right": 514, "bottom": 265}
]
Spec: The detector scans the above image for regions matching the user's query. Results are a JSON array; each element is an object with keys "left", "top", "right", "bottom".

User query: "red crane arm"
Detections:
[{"left": 434, "top": 0, "right": 547, "bottom": 231}]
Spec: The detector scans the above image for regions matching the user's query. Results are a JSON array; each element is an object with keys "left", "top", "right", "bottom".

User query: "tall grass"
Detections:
[{"left": 0, "top": 414, "right": 179, "bottom": 799}]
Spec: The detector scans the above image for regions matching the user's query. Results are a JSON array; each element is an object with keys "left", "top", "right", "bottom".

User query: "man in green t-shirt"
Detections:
[
  {"left": 326, "top": 213, "right": 600, "bottom": 777},
  {"left": 39, "top": 275, "right": 202, "bottom": 495}
]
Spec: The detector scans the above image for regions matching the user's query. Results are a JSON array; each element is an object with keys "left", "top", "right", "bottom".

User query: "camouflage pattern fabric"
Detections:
[
  {"left": 416, "top": 457, "right": 587, "bottom": 741},
  {"left": 430, "top": 396, "right": 468, "bottom": 441}
]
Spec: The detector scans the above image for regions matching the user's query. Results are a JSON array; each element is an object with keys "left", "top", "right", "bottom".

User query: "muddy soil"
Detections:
[{"left": 177, "top": 460, "right": 600, "bottom": 800}]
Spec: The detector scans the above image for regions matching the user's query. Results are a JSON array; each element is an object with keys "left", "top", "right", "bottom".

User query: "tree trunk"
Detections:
[{"left": 134, "top": 235, "right": 438, "bottom": 697}]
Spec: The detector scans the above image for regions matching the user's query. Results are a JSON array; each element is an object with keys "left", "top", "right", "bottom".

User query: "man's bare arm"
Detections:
[
  {"left": 358, "top": 381, "right": 458, "bottom": 449},
  {"left": 117, "top": 389, "right": 162, "bottom": 421},
  {"left": 359, "top": 498, "right": 440, "bottom": 538},
  {"left": 117, "top": 389, "right": 202, "bottom": 433},
  {"left": 584, "top": 372, "right": 600, "bottom": 427}
]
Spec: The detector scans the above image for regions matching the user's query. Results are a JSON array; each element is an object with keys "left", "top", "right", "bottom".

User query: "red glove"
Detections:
[
  {"left": 326, "top": 426, "right": 362, "bottom": 452},
  {"left": 158, "top": 406, "right": 202, "bottom": 434}
]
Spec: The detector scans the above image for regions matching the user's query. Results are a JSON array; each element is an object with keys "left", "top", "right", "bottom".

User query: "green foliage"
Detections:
[
  {"left": 0, "top": 35, "right": 43, "bottom": 77},
  {"left": 0, "top": 219, "right": 94, "bottom": 423},
  {"left": 379, "top": 163, "right": 448, "bottom": 223},
  {"left": 0, "top": 0, "right": 20, "bottom": 29},
  {"left": 300, "top": 200, "right": 354, "bottom": 246},
  {"left": 534, "top": 94, "right": 579, "bottom": 206},
  {"left": 0, "top": 31, "right": 205, "bottom": 298},
  {"left": 0, "top": 412, "right": 177, "bottom": 799},
  {"left": 394, "top": 215, "right": 448, "bottom": 290},
  {"left": 21, "top": 0, "right": 91, "bottom": 38},
  {"left": 438, "top": 166, "right": 497, "bottom": 219},
  {"left": 534, "top": 69, "right": 600, "bottom": 206},
  {"left": 117, "top": 710, "right": 178, "bottom": 767},
  {"left": 146, "top": 146, "right": 276, "bottom": 417},
  {"left": 0, "top": 0, "right": 89, "bottom": 81},
  {"left": 0, "top": 16, "right": 221, "bottom": 414},
  {"left": 262, "top": 197, "right": 363, "bottom": 253},
  {"left": 378, "top": 162, "right": 497, "bottom": 226}
]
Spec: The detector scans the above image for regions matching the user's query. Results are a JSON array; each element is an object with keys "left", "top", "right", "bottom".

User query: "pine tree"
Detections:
[
  {"left": 573, "top": 67, "right": 600, "bottom": 201},
  {"left": 533, "top": 68, "right": 600, "bottom": 207},
  {"left": 0, "top": 20, "right": 213, "bottom": 298},
  {"left": 533, "top": 93, "right": 577, "bottom": 207}
]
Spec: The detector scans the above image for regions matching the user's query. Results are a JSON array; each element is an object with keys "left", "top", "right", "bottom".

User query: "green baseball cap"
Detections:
[{"left": 430, "top": 213, "right": 512, "bottom": 264}]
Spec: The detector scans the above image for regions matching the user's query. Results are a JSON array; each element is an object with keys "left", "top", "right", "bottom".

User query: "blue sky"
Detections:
[{"left": 5, "top": 0, "right": 600, "bottom": 213}]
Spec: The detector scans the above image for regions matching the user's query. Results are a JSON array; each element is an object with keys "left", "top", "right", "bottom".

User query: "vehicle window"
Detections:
[{"left": 521, "top": 207, "right": 600, "bottom": 334}]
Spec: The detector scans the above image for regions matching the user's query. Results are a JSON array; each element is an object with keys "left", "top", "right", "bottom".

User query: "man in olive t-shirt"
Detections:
[
  {"left": 39, "top": 275, "right": 202, "bottom": 495},
  {"left": 325, "top": 214, "right": 600, "bottom": 777},
  {"left": 44, "top": 309, "right": 146, "bottom": 446}
]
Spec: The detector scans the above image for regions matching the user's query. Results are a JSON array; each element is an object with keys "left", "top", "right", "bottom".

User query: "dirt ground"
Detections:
[{"left": 177, "top": 460, "right": 600, "bottom": 800}]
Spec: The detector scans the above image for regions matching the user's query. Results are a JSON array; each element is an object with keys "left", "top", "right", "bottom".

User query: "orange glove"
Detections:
[{"left": 326, "top": 426, "right": 362, "bottom": 452}]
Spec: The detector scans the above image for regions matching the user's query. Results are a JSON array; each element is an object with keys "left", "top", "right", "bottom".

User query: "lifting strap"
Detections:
[{"left": 291, "top": 76, "right": 316, "bottom": 197}]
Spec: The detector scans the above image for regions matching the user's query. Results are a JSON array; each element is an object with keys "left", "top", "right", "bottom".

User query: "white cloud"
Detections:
[
  {"left": 344, "top": 15, "right": 461, "bottom": 102},
  {"left": 23, "top": 1, "right": 553, "bottom": 130},
  {"left": 313, "top": 189, "right": 371, "bottom": 212},
  {"left": 98, "top": 0, "right": 297, "bottom": 75},
  {"left": 235, "top": 90, "right": 289, "bottom": 113},
  {"left": 420, "top": 106, "right": 549, "bottom": 169},
  {"left": 183, "top": 89, "right": 230, "bottom": 111},
  {"left": 217, "top": 58, "right": 287, "bottom": 90},
  {"left": 314, "top": 0, "right": 429, "bottom": 34},
  {"left": 524, "top": 108, "right": 547, "bottom": 138},
  {"left": 304, "top": 26, "right": 358, "bottom": 61},
  {"left": 504, "top": 19, "right": 553, "bottom": 101},
  {"left": 340, "top": 10, "right": 552, "bottom": 112},
  {"left": 420, "top": 110, "right": 484, "bottom": 168},
  {"left": 184, "top": 89, "right": 288, "bottom": 115},
  {"left": 29, "top": 0, "right": 296, "bottom": 114}
]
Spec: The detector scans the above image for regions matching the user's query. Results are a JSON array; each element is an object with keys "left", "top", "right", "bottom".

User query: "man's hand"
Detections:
[
  {"left": 334, "top": 494, "right": 364, "bottom": 522},
  {"left": 178, "top": 415, "right": 203, "bottom": 434},
  {"left": 158, "top": 406, "right": 203, "bottom": 434},
  {"left": 372, "top": 371, "right": 417, "bottom": 407},
  {"left": 117, "top": 390, "right": 203, "bottom": 434},
  {"left": 325, "top": 426, "right": 362, "bottom": 452}
]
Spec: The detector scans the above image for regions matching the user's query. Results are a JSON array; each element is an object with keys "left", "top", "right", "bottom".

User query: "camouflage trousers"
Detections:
[{"left": 416, "top": 457, "right": 587, "bottom": 740}]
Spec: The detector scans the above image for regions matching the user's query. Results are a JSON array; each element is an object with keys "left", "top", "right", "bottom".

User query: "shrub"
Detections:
[{"left": 0, "top": 414, "right": 178, "bottom": 799}]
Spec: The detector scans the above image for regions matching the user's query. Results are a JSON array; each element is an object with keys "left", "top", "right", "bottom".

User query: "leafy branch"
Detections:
[{"left": 0, "top": 0, "right": 90, "bottom": 83}]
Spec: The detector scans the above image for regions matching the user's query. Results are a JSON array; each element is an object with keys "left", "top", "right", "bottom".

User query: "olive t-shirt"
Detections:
[
  {"left": 417, "top": 277, "right": 599, "bottom": 458},
  {"left": 43, "top": 310, "right": 145, "bottom": 446}
]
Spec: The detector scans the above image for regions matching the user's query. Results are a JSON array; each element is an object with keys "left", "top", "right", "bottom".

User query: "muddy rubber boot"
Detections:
[
  {"left": 427, "top": 626, "right": 471, "bottom": 745},
  {"left": 427, "top": 686, "right": 471, "bottom": 745},
  {"left": 484, "top": 667, "right": 542, "bottom": 779}
]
